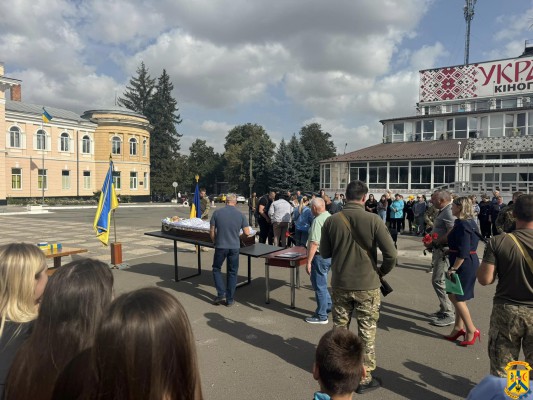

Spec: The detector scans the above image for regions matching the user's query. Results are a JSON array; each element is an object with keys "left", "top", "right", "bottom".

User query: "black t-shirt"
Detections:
[
  {"left": 0, "top": 321, "right": 33, "bottom": 398},
  {"left": 258, "top": 196, "right": 272, "bottom": 220}
]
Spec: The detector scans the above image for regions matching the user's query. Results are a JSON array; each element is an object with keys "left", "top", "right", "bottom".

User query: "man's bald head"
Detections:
[{"left": 310, "top": 197, "right": 326, "bottom": 214}]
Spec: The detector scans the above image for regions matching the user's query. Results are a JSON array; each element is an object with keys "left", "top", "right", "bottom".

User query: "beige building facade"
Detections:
[{"left": 0, "top": 63, "right": 151, "bottom": 205}]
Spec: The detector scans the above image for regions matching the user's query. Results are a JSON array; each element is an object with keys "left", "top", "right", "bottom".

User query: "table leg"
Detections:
[
  {"left": 290, "top": 267, "right": 296, "bottom": 309},
  {"left": 248, "top": 255, "right": 252, "bottom": 284},
  {"left": 296, "top": 265, "right": 300, "bottom": 288},
  {"left": 54, "top": 257, "right": 61, "bottom": 269},
  {"left": 174, "top": 240, "right": 179, "bottom": 282},
  {"left": 265, "top": 262, "right": 270, "bottom": 304},
  {"left": 197, "top": 246, "right": 202, "bottom": 275}
]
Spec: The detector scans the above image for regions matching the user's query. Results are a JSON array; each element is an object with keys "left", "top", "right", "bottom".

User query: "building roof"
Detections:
[
  {"left": 6, "top": 100, "right": 88, "bottom": 122},
  {"left": 321, "top": 139, "right": 464, "bottom": 163},
  {"left": 81, "top": 106, "right": 147, "bottom": 120}
]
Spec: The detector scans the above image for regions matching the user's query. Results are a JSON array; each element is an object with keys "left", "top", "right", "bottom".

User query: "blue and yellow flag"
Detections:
[
  {"left": 42, "top": 108, "right": 53, "bottom": 123},
  {"left": 189, "top": 178, "right": 201, "bottom": 219},
  {"left": 93, "top": 160, "right": 119, "bottom": 245}
]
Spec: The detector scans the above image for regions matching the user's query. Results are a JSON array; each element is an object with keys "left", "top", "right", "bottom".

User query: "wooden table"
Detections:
[
  {"left": 43, "top": 247, "right": 88, "bottom": 274},
  {"left": 261, "top": 246, "right": 308, "bottom": 309}
]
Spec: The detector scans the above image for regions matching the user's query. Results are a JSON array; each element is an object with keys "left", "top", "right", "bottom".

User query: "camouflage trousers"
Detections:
[
  {"left": 332, "top": 288, "right": 380, "bottom": 383},
  {"left": 489, "top": 303, "right": 533, "bottom": 377}
]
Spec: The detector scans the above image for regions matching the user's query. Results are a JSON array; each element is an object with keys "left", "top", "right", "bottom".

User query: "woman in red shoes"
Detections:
[{"left": 444, "top": 196, "right": 481, "bottom": 346}]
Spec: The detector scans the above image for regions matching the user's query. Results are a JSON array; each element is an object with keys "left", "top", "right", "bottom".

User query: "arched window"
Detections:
[
  {"left": 60, "top": 132, "right": 70, "bottom": 152},
  {"left": 36, "top": 129, "right": 46, "bottom": 150},
  {"left": 82, "top": 135, "right": 91, "bottom": 154},
  {"left": 142, "top": 139, "right": 147, "bottom": 157},
  {"left": 129, "top": 138, "right": 138, "bottom": 156},
  {"left": 111, "top": 136, "right": 121, "bottom": 155},
  {"left": 9, "top": 126, "right": 21, "bottom": 148}
]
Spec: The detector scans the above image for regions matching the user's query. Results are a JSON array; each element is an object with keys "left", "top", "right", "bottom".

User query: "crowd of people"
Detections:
[{"left": 2, "top": 183, "right": 532, "bottom": 399}]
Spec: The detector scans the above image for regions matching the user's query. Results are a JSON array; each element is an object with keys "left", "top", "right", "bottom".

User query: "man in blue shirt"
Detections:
[{"left": 210, "top": 193, "right": 251, "bottom": 306}]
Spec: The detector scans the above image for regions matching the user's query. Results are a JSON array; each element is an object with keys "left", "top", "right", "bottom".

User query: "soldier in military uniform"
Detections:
[
  {"left": 200, "top": 188, "right": 210, "bottom": 220},
  {"left": 495, "top": 192, "right": 524, "bottom": 234},
  {"left": 320, "top": 181, "right": 397, "bottom": 394},
  {"left": 478, "top": 194, "right": 533, "bottom": 377},
  {"left": 424, "top": 201, "right": 439, "bottom": 233}
]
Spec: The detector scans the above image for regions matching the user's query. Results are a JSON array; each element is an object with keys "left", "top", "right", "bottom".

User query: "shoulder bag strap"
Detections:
[
  {"left": 338, "top": 211, "right": 379, "bottom": 271},
  {"left": 507, "top": 233, "right": 533, "bottom": 275}
]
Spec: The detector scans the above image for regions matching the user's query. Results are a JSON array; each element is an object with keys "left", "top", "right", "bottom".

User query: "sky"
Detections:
[{"left": 2, "top": 0, "right": 533, "bottom": 155}]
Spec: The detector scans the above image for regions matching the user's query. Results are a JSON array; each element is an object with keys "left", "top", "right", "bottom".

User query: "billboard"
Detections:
[{"left": 419, "top": 56, "right": 533, "bottom": 103}]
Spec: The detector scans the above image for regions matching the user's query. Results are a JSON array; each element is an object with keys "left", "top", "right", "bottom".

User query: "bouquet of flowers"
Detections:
[{"left": 422, "top": 233, "right": 438, "bottom": 253}]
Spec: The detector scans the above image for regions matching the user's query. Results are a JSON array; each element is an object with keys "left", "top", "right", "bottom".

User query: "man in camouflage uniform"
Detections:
[
  {"left": 200, "top": 188, "right": 210, "bottom": 221},
  {"left": 495, "top": 191, "right": 524, "bottom": 234},
  {"left": 424, "top": 201, "right": 439, "bottom": 233},
  {"left": 478, "top": 194, "right": 533, "bottom": 377},
  {"left": 320, "top": 180, "right": 397, "bottom": 394}
]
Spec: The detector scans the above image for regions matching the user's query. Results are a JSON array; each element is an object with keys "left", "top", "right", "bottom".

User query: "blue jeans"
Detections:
[
  {"left": 310, "top": 254, "right": 332, "bottom": 320},
  {"left": 378, "top": 210, "right": 387, "bottom": 223},
  {"left": 294, "top": 230, "right": 309, "bottom": 247},
  {"left": 212, "top": 248, "right": 240, "bottom": 304}
]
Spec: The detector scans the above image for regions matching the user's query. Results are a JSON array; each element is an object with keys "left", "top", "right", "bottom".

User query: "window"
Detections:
[
  {"left": 111, "top": 136, "right": 121, "bottom": 155},
  {"left": 455, "top": 116, "right": 467, "bottom": 139},
  {"left": 112, "top": 171, "right": 121, "bottom": 190},
  {"left": 389, "top": 162, "right": 408, "bottom": 189},
  {"left": 321, "top": 164, "right": 331, "bottom": 189},
  {"left": 435, "top": 119, "right": 445, "bottom": 140},
  {"left": 411, "top": 161, "right": 431, "bottom": 189},
  {"left": 130, "top": 171, "right": 138, "bottom": 189},
  {"left": 468, "top": 117, "right": 478, "bottom": 138},
  {"left": 37, "top": 130, "right": 46, "bottom": 150},
  {"left": 83, "top": 171, "right": 91, "bottom": 190},
  {"left": 144, "top": 172, "right": 148, "bottom": 189},
  {"left": 349, "top": 163, "right": 367, "bottom": 182},
  {"left": 505, "top": 114, "right": 515, "bottom": 136},
  {"left": 38, "top": 169, "right": 47, "bottom": 190},
  {"left": 60, "top": 132, "right": 70, "bottom": 152},
  {"left": 62, "top": 170, "right": 70, "bottom": 190},
  {"left": 517, "top": 113, "right": 526, "bottom": 136},
  {"left": 82, "top": 135, "right": 91, "bottom": 154},
  {"left": 414, "top": 121, "right": 422, "bottom": 142},
  {"left": 129, "top": 138, "right": 137, "bottom": 156},
  {"left": 434, "top": 161, "right": 455, "bottom": 185},
  {"left": 368, "top": 162, "right": 387, "bottom": 187},
  {"left": 489, "top": 114, "right": 503, "bottom": 137},
  {"left": 9, "top": 127, "right": 21, "bottom": 148},
  {"left": 446, "top": 119, "right": 453, "bottom": 139},
  {"left": 393, "top": 123, "right": 404, "bottom": 142},
  {"left": 142, "top": 139, "right": 147, "bottom": 157},
  {"left": 423, "top": 120, "right": 434, "bottom": 141},
  {"left": 11, "top": 168, "right": 22, "bottom": 189}
]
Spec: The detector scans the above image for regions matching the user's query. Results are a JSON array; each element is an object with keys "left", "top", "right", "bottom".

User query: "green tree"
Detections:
[
  {"left": 270, "top": 139, "right": 297, "bottom": 192},
  {"left": 187, "top": 139, "right": 223, "bottom": 193},
  {"left": 148, "top": 69, "right": 182, "bottom": 195},
  {"left": 287, "top": 134, "right": 313, "bottom": 191},
  {"left": 299, "top": 123, "right": 336, "bottom": 190},
  {"left": 117, "top": 61, "right": 156, "bottom": 116},
  {"left": 223, "top": 123, "right": 275, "bottom": 195}
]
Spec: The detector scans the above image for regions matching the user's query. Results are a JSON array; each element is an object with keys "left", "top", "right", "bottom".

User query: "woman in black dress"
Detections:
[
  {"left": 443, "top": 196, "right": 480, "bottom": 346},
  {"left": 364, "top": 194, "right": 378, "bottom": 214}
]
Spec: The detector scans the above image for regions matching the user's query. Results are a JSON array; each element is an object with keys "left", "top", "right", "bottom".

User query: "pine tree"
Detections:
[
  {"left": 288, "top": 134, "right": 313, "bottom": 191},
  {"left": 299, "top": 123, "right": 337, "bottom": 190},
  {"left": 270, "top": 139, "right": 297, "bottom": 192},
  {"left": 117, "top": 62, "right": 156, "bottom": 116},
  {"left": 148, "top": 69, "right": 183, "bottom": 194}
]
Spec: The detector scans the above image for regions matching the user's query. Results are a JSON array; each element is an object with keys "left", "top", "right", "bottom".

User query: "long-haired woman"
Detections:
[
  {"left": 54, "top": 287, "right": 203, "bottom": 400},
  {"left": 294, "top": 196, "right": 313, "bottom": 247},
  {"left": 0, "top": 243, "right": 48, "bottom": 397},
  {"left": 443, "top": 196, "right": 481, "bottom": 346},
  {"left": 5, "top": 258, "right": 114, "bottom": 400}
]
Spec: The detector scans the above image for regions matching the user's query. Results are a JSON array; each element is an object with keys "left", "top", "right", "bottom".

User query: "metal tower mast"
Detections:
[{"left": 464, "top": 0, "right": 476, "bottom": 65}]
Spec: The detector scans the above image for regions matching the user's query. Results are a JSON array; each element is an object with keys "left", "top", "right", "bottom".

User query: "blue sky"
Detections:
[{"left": 2, "top": 0, "right": 533, "bottom": 154}]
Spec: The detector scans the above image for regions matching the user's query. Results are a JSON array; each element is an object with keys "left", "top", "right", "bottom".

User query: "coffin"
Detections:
[{"left": 161, "top": 218, "right": 256, "bottom": 247}]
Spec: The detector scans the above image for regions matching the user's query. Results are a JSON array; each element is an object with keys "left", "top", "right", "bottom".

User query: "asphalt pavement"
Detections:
[{"left": 0, "top": 204, "right": 498, "bottom": 399}]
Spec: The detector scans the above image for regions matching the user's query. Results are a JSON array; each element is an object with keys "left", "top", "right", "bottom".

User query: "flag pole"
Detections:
[{"left": 41, "top": 111, "right": 45, "bottom": 205}]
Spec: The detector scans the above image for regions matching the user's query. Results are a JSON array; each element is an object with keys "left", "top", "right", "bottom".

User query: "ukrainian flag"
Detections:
[
  {"left": 93, "top": 160, "right": 119, "bottom": 245},
  {"left": 189, "top": 181, "right": 201, "bottom": 219},
  {"left": 42, "top": 108, "right": 53, "bottom": 123}
]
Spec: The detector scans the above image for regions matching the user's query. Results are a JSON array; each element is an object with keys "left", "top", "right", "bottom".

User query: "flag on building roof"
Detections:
[
  {"left": 93, "top": 159, "right": 119, "bottom": 245},
  {"left": 42, "top": 108, "right": 53, "bottom": 123},
  {"left": 189, "top": 175, "right": 201, "bottom": 219}
]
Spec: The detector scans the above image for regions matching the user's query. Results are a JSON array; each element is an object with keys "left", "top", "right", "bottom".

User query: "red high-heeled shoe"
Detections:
[
  {"left": 443, "top": 329, "right": 466, "bottom": 341},
  {"left": 459, "top": 329, "right": 481, "bottom": 346}
]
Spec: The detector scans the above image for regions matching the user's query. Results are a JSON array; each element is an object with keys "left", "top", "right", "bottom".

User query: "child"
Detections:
[{"left": 312, "top": 329, "right": 365, "bottom": 399}]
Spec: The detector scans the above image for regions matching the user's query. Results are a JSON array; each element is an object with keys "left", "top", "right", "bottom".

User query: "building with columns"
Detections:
[
  {"left": 0, "top": 63, "right": 151, "bottom": 205},
  {"left": 320, "top": 43, "right": 533, "bottom": 197}
]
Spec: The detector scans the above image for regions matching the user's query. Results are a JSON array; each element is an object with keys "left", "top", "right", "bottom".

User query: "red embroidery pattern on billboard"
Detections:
[{"left": 419, "top": 65, "right": 478, "bottom": 102}]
